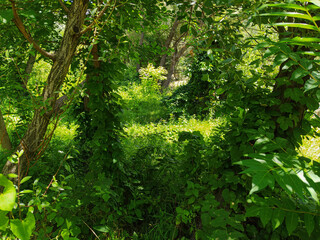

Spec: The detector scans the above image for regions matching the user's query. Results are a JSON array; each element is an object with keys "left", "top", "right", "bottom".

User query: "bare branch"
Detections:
[
  {"left": 58, "top": 0, "right": 69, "bottom": 13},
  {"left": 10, "top": 0, "right": 56, "bottom": 60},
  {"left": 80, "top": 1, "right": 111, "bottom": 35}
]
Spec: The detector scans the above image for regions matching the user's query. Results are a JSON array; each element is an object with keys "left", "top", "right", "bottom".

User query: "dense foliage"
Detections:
[{"left": 0, "top": 0, "right": 320, "bottom": 239}]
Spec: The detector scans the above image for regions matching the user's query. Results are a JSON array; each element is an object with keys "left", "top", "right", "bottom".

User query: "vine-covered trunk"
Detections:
[
  {"left": 0, "top": 108, "right": 12, "bottom": 151},
  {"left": 2, "top": 0, "right": 89, "bottom": 180}
]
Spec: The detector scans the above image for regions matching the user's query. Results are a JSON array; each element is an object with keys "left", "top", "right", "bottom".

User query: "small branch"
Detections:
[
  {"left": 10, "top": 0, "right": 56, "bottom": 60},
  {"left": 58, "top": 0, "right": 69, "bottom": 13},
  {"left": 80, "top": 1, "right": 111, "bottom": 35}
]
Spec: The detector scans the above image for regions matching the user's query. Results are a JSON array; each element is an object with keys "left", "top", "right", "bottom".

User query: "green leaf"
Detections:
[
  {"left": 280, "top": 103, "right": 293, "bottom": 113},
  {"left": 291, "top": 67, "right": 309, "bottom": 81},
  {"left": 264, "top": 47, "right": 279, "bottom": 58},
  {"left": 304, "top": 214, "right": 314, "bottom": 236},
  {"left": 284, "top": 88, "right": 303, "bottom": 102},
  {"left": 316, "top": 89, "right": 320, "bottom": 100},
  {"left": 272, "top": 23, "right": 318, "bottom": 31},
  {"left": 93, "top": 225, "right": 110, "bottom": 233},
  {"left": 260, "top": 207, "right": 273, "bottom": 227},
  {"left": 304, "top": 78, "right": 319, "bottom": 92},
  {"left": 0, "top": 211, "right": 9, "bottom": 231},
  {"left": 0, "top": 174, "right": 16, "bottom": 211},
  {"left": 281, "top": 37, "right": 320, "bottom": 43},
  {"left": 20, "top": 176, "right": 32, "bottom": 185},
  {"left": 286, "top": 212, "right": 298, "bottom": 235},
  {"left": 259, "top": 3, "right": 307, "bottom": 12},
  {"left": 306, "top": 170, "right": 320, "bottom": 183},
  {"left": 273, "top": 53, "right": 288, "bottom": 67},
  {"left": 245, "top": 205, "right": 261, "bottom": 217},
  {"left": 260, "top": 12, "right": 312, "bottom": 21},
  {"left": 277, "top": 116, "right": 293, "bottom": 130},
  {"left": 250, "top": 173, "right": 275, "bottom": 194},
  {"left": 272, "top": 208, "right": 285, "bottom": 230},
  {"left": 10, "top": 212, "right": 35, "bottom": 240}
]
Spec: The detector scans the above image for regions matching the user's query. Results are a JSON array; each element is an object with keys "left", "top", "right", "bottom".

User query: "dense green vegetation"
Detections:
[{"left": 1, "top": 0, "right": 320, "bottom": 239}]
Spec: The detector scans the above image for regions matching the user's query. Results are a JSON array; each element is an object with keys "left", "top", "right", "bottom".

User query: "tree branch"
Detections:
[
  {"left": 80, "top": 1, "right": 111, "bottom": 35},
  {"left": 58, "top": 0, "right": 69, "bottom": 13},
  {"left": 10, "top": 0, "right": 56, "bottom": 60}
]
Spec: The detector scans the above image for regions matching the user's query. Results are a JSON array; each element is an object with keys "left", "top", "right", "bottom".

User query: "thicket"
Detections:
[{"left": 0, "top": 0, "right": 320, "bottom": 239}]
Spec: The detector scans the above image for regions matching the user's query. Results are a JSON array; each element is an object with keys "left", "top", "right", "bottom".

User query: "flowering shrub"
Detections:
[{"left": 139, "top": 63, "right": 167, "bottom": 94}]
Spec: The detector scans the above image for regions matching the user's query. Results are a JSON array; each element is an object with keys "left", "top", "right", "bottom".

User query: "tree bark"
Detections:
[
  {"left": 2, "top": 0, "right": 89, "bottom": 179},
  {"left": 161, "top": 44, "right": 188, "bottom": 89},
  {"left": 159, "top": 17, "right": 179, "bottom": 68},
  {"left": 23, "top": 52, "right": 36, "bottom": 88},
  {"left": 0, "top": 108, "right": 12, "bottom": 151}
]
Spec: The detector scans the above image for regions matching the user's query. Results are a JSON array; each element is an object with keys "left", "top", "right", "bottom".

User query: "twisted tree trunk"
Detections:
[{"left": 2, "top": 0, "right": 89, "bottom": 180}]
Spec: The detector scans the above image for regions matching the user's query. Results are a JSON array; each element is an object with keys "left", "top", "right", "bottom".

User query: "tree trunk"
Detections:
[
  {"left": 23, "top": 52, "right": 36, "bottom": 88},
  {"left": 136, "top": 31, "right": 145, "bottom": 72},
  {"left": 2, "top": 0, "right": 89, "bottom": 180},
  {"left": 0, "top": 108, "right": 12, "bottom": 151},
  {"left": 161, "top": 44, "right": 187, "bottom": 89},
  {"left": 159, "top": 17, "right": 179, "bottom": 68}
]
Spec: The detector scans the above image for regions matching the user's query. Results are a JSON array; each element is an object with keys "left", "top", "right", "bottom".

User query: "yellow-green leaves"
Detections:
[
  {"left": 10, "top": 212, "right": 35, "bottom": 240},
  {"left": 0, "top": 174, "right": 16, "bottom": 212}
]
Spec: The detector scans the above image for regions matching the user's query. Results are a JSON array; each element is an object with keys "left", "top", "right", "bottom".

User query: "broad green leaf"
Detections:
[
  {"left": 304, "top": 78, "right": 319, "bottom": 92},
  {"left": 272, "top": 208, "right": 285, "bottom": 230},
  {"left": 282, "top": 60, "right": 298, "bottom": 70},
  {"left": 216, "top": 88, "right": 225, "bottom": 95},
  {"left": 10, "top": 212, "right": 35, "bottom": 240},
  {"left": 0, "top": 211, "right": 9, "bottom": 231},
  {"left": 291, "top": 67, "right": 309, "bottom": 81},
  {"left": 277, "top": 116, "right": 293, "bottom": 131},
  {"left": 260, "top": 207, "right": 273, "bottom": 227},
  {"left": 259, "top": 12, "right": 312, "bottom": 21},
  {"left": 7, "top": 174, "right": 18, "bottom": 179},
  {"left": 284, "top": 88, "right": 303, "bottom": 102},
  {"left": 250, "top": 173, "right": 275, "bottom": 194},
  {"left": 306, "top": 187, "right": 319, "bottom": 203},
  {"left": 272, "top": 23, "right": 318, "bottom": 31},
  {"left": 281, "top": 37, "right": 320, "bottom": 43},
  {"left": 264, "top": 47, "right": 279, "bottom": 58},
  {"left": 259, "top": 4, "right": 307, "bottom": 12},
  {"left": 283, "top": 171, "right": 305, "bottom": 200},
  {"left": 245, "top": 205, "right": 261, "bottom": 217},
  {"left": 286, "top": 212, "right": 298, "bottom": 235},
  {"left": 306, "top": 170, "right": 320, "bottom": 183},
  {"left": 273, "top": 53, "right": 288, "bottom": 67},
  {"left": 0, "top": 174, "right": 16, "bottom": 211},
  {"left": 304, "top": 214, "right": 314, "bottom": 236}
]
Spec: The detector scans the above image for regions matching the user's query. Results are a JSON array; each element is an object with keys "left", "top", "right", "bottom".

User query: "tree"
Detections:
[{"left": 1, "top": 0, "right": 111, "bottom": 181}]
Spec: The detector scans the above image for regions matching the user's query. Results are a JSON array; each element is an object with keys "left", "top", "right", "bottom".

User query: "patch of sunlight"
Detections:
[
  {"left": 124, "top": 116, "right": 225, "bottom": 142},
  {"left": 299, "top": 134, "right": 320, "bottom": 162}
]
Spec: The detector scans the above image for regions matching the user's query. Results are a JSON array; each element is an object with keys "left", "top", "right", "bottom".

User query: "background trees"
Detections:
[{"left": 0, "top": 0, "right": 320, "bottom": 239}]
